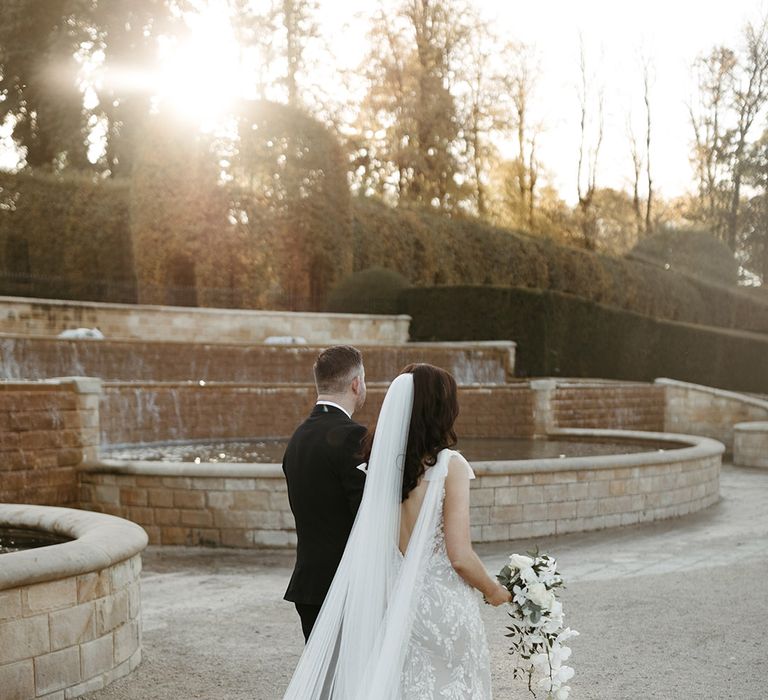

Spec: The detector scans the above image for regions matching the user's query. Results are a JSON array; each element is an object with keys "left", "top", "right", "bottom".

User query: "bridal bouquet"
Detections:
[{"left": 497, "top": 551, "right": 579, "bottom": 700}]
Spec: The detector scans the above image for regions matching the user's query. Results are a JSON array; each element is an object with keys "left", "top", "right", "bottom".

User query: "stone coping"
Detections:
[
  {"left": 734, "top": 421, "right": 768, "bottom": 431},
  {"left": 0, "top": 330, "right": 515, "bottom": 353},
  {"left": 474, "top": 429, "right": 724, "bottom": 475},
  {"left": 0, "top": 376, "right": 101, "bottom": 393},
  {"left": 0, "top": 294, "right": 411, "bottom": 322},
  {"left": 87, "top": 459, "right": 285, "bottom": 478},
  {"left": 99, "top": 380, "right": 517, "bottom": 389},
  {"left": 656, "top": 377, "right": 768, "bottom": 411},
  {"left": 86, "top": 429, "right": 724, "bottom": 479},
  {"left": 0, "top": 505, "right": 148, "bottom": 591}
]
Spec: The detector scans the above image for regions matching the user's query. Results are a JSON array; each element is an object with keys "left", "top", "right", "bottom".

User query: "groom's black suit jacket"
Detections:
[{"left": 283, "top": 404, "right": 367, "bottom": 606}]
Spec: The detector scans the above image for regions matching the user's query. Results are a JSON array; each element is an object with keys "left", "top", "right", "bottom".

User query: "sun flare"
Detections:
[{"left": 152, "top": 6, "right": 244, "bottom": 129}]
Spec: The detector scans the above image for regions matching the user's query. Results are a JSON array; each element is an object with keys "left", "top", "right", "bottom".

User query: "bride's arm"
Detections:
[{"left": 443, "top": 455, "right": 511, "bottom": 606}]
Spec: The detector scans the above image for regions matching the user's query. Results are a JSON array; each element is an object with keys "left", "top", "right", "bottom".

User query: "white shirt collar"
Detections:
[{"left": 316, "top": 400, "right": 351, "bottom": 419}]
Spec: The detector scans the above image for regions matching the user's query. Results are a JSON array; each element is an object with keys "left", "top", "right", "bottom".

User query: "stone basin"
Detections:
[{"left": 0, "top": 504, "right": 147, "bottom": 699}]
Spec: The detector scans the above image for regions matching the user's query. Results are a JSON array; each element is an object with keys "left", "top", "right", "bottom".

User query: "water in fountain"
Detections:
[
  {"left": 102, "top": 436, "right": 667, "bottom": 464},
  {"left": 0, "top": 527, "right": 74, "bottom": 554}
]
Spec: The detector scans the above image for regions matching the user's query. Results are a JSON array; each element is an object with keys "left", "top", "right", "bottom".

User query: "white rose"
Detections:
[
  {"left": 520, "top": 567, "right": 538, "bottom": 585},
  {"left": 527, "top": 582, "right": 555, "bottom": 610},
  {"left": 509, "top": 554, "right": 534, "bottom": 570},
  {"left": 554, "top": 686, "right": 571, "bottom": 700}
]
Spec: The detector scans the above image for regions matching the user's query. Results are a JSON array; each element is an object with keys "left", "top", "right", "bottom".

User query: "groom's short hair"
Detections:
[{"left": 314, "top": 345, "right": 363, "bottom": 394}]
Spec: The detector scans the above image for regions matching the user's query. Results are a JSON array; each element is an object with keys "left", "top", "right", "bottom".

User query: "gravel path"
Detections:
[{"left": 84, "top": 464, "right": 768, "bottom": 700}]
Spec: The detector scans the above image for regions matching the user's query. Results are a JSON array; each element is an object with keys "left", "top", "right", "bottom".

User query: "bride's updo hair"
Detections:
[{"left": 400, "top": 363, "right": 459, "bottom": 501}]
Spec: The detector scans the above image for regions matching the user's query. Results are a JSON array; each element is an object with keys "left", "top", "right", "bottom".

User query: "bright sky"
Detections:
[
  {"left": 3, "top": 0, "right": 767, "bottom": 206},
  {"left": 483, "top": 0, "right": 768, "bottom": 203}
]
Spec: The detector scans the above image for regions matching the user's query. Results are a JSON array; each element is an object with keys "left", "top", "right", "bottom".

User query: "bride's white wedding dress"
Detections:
[
  {"left": 400, "top": 452, "right": 492, "bottom": 699},
  {"left": 283, "top": 375, "right": 492, "bottom": 700}
]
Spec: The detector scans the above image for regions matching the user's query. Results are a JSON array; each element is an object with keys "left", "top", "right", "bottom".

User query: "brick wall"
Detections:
[
  {"left": 0, "top": 379, "right": 100, "bottom": 505},
  {"left": 99, "top": 383, "right": 536, "bottom": 446},
  {"left": 0, "top": 334, "right": 513, "bottom": 384},
  {"left": 552, "top": 382, "right": 665, "bottom": 431},
  {"left": 0, "top": 295, "right": 409, "bottom": 345}
]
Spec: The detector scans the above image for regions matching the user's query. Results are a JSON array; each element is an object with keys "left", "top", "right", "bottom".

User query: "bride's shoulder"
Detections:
[{"left": 444, "top": 450, "right": 476, "bottom": 480}]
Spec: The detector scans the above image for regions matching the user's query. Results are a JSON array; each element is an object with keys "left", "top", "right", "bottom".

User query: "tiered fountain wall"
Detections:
[
  {"left": 0, "top": 295, "right": 411, "bottom": 344},
  {"left": 5, "top": 294, "right": 762, "bottom": 552}
]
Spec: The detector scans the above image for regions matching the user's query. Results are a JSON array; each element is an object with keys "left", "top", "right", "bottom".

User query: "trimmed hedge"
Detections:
[
  {"left": 0, "top": 171, "right": 136, "bottom": 302},
  {"left": 401, "top": 286, "right": 768, "bottom": 394},
  {"left": 1, "top": 166, "right": 766, "bottom": 334},
  {"left": 325, "top": 267, "right": 410, "bottom": 315},
  {"left": 352, "top": 197, "right": 768, "bottom": 333}
]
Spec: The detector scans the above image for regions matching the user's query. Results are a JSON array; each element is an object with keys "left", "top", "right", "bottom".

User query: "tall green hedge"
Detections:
[
  {"left": 401, "top": 285, "right": 768, "bottom": 394},
  {"left": 351, "top": 197, "right": 768, "bottom": 334},
  {"left": 0, "top": 171, "right": 136, "bottom": 302},
  {"left": 1, "top": 166, "right": 767, "bottom": 337}
]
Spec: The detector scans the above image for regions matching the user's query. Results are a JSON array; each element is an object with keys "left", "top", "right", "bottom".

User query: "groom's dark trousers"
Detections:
[{"left": 282, "top": 404, "right": 367, "bottom": 642}]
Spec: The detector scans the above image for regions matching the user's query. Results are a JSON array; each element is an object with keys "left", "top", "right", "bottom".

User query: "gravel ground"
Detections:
[{"left": 84, "top": 465, "right": 768, "bottom": 700}]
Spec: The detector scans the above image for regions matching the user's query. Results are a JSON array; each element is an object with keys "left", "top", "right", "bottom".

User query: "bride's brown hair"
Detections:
[{"left": 362, "top": 363, "right": 459, "bottom": 502}]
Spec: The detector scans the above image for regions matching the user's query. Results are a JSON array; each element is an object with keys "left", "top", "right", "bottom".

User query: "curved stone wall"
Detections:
[
  {"left": 470, "top": 429, "right": 722, "bottom": 541},
  {"left": 0, "top": 505, "right": 147, "bottom": 699},
  {"left": 657, "top": 378, "right": 768, "bottom": 451},
  {"left": 79, "top": 430, "right": 723, "bottom": 547}
]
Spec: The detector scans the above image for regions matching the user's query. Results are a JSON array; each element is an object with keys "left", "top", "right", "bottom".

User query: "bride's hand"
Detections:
[{"left": 484, "top": 583, "right": 512, "bottom": 607}]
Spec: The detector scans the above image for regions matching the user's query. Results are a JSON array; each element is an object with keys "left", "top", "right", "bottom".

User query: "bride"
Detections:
[{"left": 283, "top": 363, "right": 511, "bottom": 699}]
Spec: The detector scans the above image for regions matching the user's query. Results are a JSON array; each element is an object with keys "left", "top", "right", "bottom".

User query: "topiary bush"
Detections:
[{"left": 325, "top": 267, "right": 411, "bottom": 315}]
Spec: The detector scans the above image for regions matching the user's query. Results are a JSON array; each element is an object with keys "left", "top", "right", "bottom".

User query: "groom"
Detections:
[{"left": 283, "top": 345, "right": 368, "bottom": 642}]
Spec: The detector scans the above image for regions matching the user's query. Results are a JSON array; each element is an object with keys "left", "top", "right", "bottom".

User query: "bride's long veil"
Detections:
[{"left": 283, "top": 373, "right": 449, "bottom": 700}]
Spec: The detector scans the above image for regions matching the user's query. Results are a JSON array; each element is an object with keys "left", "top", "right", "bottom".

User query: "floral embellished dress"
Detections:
[{"left": 400, "top": 473, "right": 492, "bottom": 699}]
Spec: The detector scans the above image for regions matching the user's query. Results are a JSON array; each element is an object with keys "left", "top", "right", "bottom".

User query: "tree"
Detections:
[
  {"left": 740, "top": 128, "right": 768, "bottom": 283},
  {"left": 0, "top": 0, "right": 92, "bottom": 169},
  {"left": 643, "top": 60, "right": 654, "bottom": 236},
  {"left": 628, "top": 57, "right": 654, "bottom": 237},
  {"left": 689, "top": 16, "right": 768, "bottom": 251},
  {"left": 91, "top": 0, "right": 183, "bottom": 176},
  {"left": 501, "top": 42, "right": 541, "bottom": 229},
  {"left": 232, "top": 0, "right": 321, "bottom": 109},
  {"left": 0, "top": 0, "right": 185, "bottom": 175},
  {"left": 725, "top": 17, "right": 768, "bottom": 250},
  {"left": 353, "top": 0, "right": 469, "bottom": 211},
  {"left": 575, "top": 37, "right": 604, "bottom": 250}
]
